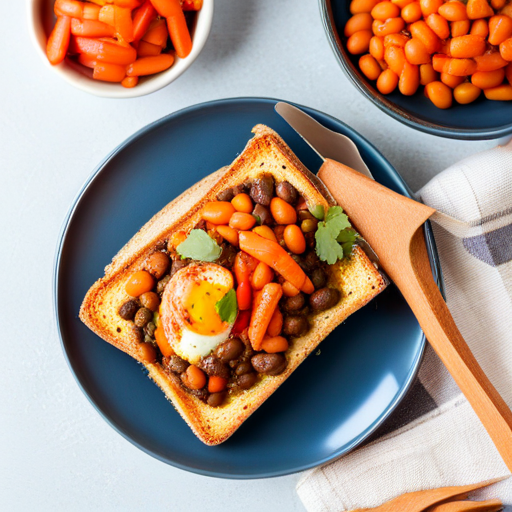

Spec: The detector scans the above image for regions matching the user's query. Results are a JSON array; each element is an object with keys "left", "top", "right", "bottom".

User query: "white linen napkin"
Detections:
[{"left": 297, "top": 141, "right": 512, "bottom": 511}]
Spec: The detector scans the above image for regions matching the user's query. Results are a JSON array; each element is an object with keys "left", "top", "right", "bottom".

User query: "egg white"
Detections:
[{"left": 178, "top": 327, "right": 232, "bottom": 365}]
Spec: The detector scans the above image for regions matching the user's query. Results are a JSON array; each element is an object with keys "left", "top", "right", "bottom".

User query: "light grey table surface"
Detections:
[{"left": 2, "top": 1, "right": 497, "bottom": 510}]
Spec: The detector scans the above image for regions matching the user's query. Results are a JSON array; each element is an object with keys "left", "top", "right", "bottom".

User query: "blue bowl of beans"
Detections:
[{"left": 319, "top": 0, "right": 512, "bottom": 139}]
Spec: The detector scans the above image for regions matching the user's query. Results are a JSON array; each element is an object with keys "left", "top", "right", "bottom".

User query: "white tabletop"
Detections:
[{"left": 2, "top": 1, "right": 497, "bottom": 510}]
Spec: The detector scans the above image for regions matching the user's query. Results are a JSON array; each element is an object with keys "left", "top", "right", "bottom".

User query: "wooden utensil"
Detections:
[
  {"left": 348, "top": 477, "right": 505, "bottom": 511},
  {"left": 318, "top": 160, "right": 512, "bottom": 473}
]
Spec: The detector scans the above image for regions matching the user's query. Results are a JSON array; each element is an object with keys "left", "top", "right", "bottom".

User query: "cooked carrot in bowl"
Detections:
[
  {"left": 46, "top": 0, "right": 202, "bottom": 88},
  {"left": 344, "top": 0, "right": 512, "bottom": 108}
]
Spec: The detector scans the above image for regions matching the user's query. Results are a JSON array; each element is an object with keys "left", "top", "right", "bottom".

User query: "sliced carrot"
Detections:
[
  {"left": 133, "top": 0, "right": 157, "bottom": 41},
  {"left": 54, "top": 0, "right": 82, "bottom": 18},
  {"left": 149, "top": 0, "right": 182, "bottom": 17},
  {"left": 142, "top": 19, "right": 168, "bottom": 47},
  {"left": 47, "top": 16, "right": 72, "bottom": 65},
  {"left": 99, "top": 5, "right": 115, "bottom": 26},
  {"left": 71, "top": 18, "right": 115, "bottom": 37},
  {"left": 137, "top": 40, "right": 162, "bottom": 57},
  {"left": 121, "top": 76, "right": 139, "bottom": 88},
  {"left": 72, "top": 37, "right": 137, "bottom": 65},
  {"left": 93, "top": 62, "right": 126, "bottom": 82},
  {"left": 238, "top": 231, "right": 311, "bottom": 293},
  {"left": 77, "top": 53, "right": 98, "bottom": 68},
  {"left": 126, "top": 54, "right": 175, "bottom": 76},
  {"left": 182, "top": 0, "right": 203, "bottom": 10},
  {"left": 248, "top": 283, "right": 283, "bottom": 351},
  {"left": 166, "top": 12, "right": 193, "bottom": 58},
  {"left": 114, "top": 6, "right": 134, "bottom": 43}
]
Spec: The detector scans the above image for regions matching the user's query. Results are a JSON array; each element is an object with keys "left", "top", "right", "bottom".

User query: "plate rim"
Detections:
[
  {"left": 319, "top": 0, "right": 512, "bottom": 141},
  {"left": 53, "top": 96, "right": 439, "bottom": 479}
]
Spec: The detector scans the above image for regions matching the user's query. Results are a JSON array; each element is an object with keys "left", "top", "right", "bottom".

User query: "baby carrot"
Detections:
[
  {"left": 72, "top": 37, "right": 137, "bottom": 65},
  {"left": 166, "top": 12, "right": 193, "bottom": 58},
  {"left": 182, "top": 0, "right": 203, "bottom": 9},
  {"left": 98, "top": 5, "right": 115, "bottom": 26},
  {"left": 71, "top": 18, "right": 115, "bottom": 38},
  {"left": 78, "top": 53, "right": 97, "bottom": 68},
  {"left": 137, "top": 40, "right": 162, "bottom": 57},
  {"left": 54, "top": 0, "right": 82, "bottom": 18},
  {"left": 150, "top": 0, "right": 182, "bottom": 17},
  {"left": 249, "top": 283, "right": 283, "bottom": 351},
  {"left": 133, "top": 0, "right": 157, "bottom": 41},
  {"left": 122, "top": 76, "right": 139, "bottom": 88},
  {"left": 142, "top": 19, "right": 168, "bottom": 47},
  {"left": 93, "top": 62, "right": 126, "bottom": 82},
  {"left": 114, "top": 6, "right": 134, "bottom": 43},
  {"left": 47, "top": 16, "right": 71, "bottom": 65}
]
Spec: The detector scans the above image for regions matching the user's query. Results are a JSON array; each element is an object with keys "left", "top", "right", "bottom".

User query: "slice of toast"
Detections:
[{"left": 80, "top": 124, "right": 387, "bottom": 446}]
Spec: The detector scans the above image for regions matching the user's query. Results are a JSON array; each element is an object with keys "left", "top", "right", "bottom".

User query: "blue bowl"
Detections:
[{"left": 320, "top": 0, "right": 512, "bottom": 140}]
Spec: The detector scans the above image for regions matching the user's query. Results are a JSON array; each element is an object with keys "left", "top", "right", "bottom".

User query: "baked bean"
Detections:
[
  {"left": 370, "top": 35, "right": 385, "bottom": 60},
  {"left": 125, "top": 270, "right": 155, "bottom": 297},
  {"left": 216, "top": 188, "right": 234, "bottom": 202},
  {"left": 199, "top": 355, "right": 231, "bottom": 379},
  {"left": 377, "top": 68, "right": 399, "bottom": 93},
  {"left": 118, "top": 300, "right": 139, "bottom": 320},
  {"left": 283, "top": 293, "right": 306, "bottom": 312},
  {"left": 145, "top": 251, "right": 170, "bottom": 279},
  {"left": 472, "top": 68, "right": 506, "bottom": 89},
  {"left": 261, "top": 336, "right": 289, "bottom": 354},
  {"left": 185, "top": 365, "right": 207, "bottom": 389},
  {"left": 201, "top": 201, "right": 236, "bottom": 225},
  {"left": 251, "top": 353, "right": 287, "bottom": 376},
  {"left": 166, "top": 355, "right": 189, "bottom": 374},
  {"left": 275, "top": 181, "right": 298, "bottom": 204},
  {"left": 425, "top": 81, "right": 453, "bottom": 108},
  {"left": 215, "top": 338, "right": 244, "bottom": 362},
  {"left": 345, "top": 13, "right": 374, "bottom": 37},
  {"left": 405, "top": 38, "right": 431, "bottom": 65},
  {"left": 371, "top": 1, "right": 400, "bottom": 20},
  {"left": 420, "top": 63, "right": 439, "bottom": 84},
  {"left": 484, "top": 84, "right": 512, "bottom": 99},
  {"left": 231, "top": 193, "right": 253, "bottom": 213},
  {"left": 270, "top": 197, "right": 297, "bottom": 225},
  {"left": 453, "top": 82, "right": 482, "bottom": 103},
  {"left": 359, "top": 54, "right": 382, "bottom": 79},
  {"left": 156, "top": 274, "right": 171, "bottom": 294},
  {"left": 402, "top": 2, "right": 422, "bottom": 23},
  {"left": 310, "top": 267, "right": 328, "bottom": 289},
  {"left": 309, "top": 287, "right": 341, "bottom": 311},
  {"left": 238, "top": 372, "right": 258, "bottom": 389},
  {"left": 207, "top": 391, "right": 226, "bottom": 407},
  {"left": 283, "top": 315, "right": 309, "bottom": 337},
  {"left": 139, "top": 291, "right": 160, "bottom": 311},
  {"left": 170, "top": 258, "right": 187, "bottom": 278},
  {"left": 250, "top": 175, "right": 274, "bottom": 206},
  {"left": 301, "top": 218, "right": 318, "bottom": 233},
  {"left": 235, "top": 361, "right": 253, "bottom": 376},
  {"left": 229, "top": 212, "right": 257, "bottom": 230},
  {"left": 138, "top": 342, "right": 157, "bottom": 363},
  {"left": 347, "top": 29, "right": 373, "bottom": 54},
  {"left": 399, "top": 61, "right": 420, "bottom": 95},
  {"left": 134, "top": 307, "right": 153, "bottom": 327}
]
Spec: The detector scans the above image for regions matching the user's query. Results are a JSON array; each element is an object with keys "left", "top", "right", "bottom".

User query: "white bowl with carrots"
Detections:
[{"left": 28, "top": 0, "right": 214, "bottom": 98}]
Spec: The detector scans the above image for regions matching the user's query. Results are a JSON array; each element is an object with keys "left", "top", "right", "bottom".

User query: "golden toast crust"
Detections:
[{"left": 79, "top": 125, "right": 386, "bottom": 445}]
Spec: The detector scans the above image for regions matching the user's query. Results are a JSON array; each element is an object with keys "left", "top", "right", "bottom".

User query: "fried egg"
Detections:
[{"left": 160, "top": 263, "right": 235, "bottom": 365}]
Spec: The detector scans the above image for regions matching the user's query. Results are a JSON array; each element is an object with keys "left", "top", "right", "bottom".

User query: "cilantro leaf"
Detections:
[
  {"left": 309, "top": 204, "right": 325, "bottom": 221},
  {"left": 315, "top": 223, "right": 344, "bottom": 264},
  {"left": 324, "top": 206, "right": 351, "bottom": 236},
  {"left": 177, "top": 229, "right": 222, "bottom": 262},
  {"left": 215, "top": 289, "right": 238, "bottom": 324}
]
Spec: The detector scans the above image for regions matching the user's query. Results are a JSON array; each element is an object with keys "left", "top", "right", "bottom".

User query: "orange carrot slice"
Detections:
[
  {"left": 149, "top": 0, "right": 182, "bottom": 17},
  {"left": 137, "top": 40, "right": 162, "bottom": 57},
  {"left": 114, "top": 6, "right": 134, "bottom": 43},
  {"left": 133, "top": 0, "right": 157, "bottom": 41},
  {"left": 72, "top": 37, "right": 137, "bottom": 65},
  {"left": 71, "top": 18, "right": 115, "bottom": 37},
  {"left": 121, "top": 76, "right": 139, "bottom": 88},
  {"left": 248, "top": 283, "right": 283, "bottom": 351},
  {"left": 166, "top": 12, "right": 192, "bottom": 58},
  {"left": 142, "top": 19, "right": 168, "bottom": 47},
  {"left": 54, "top": 0, "right": 83, "bottom": 18},
  {"left": 93, "top": 62, "right": 126, "bottom": 82},
  {"left": 126, "top": 54, "right": 175, "bottom": 76},
  {"left": 47, "top": 16, "right": 72, "bottom": 65}
]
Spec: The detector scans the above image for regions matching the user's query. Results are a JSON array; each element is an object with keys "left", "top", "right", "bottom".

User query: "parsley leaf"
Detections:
[
  {"left": 215, "top": 289, "right": 238, "bottom": 324},
  {"left": 177, "top": 229, "right": 222, "bottom": 262},
  {"left": 337, "top": 227, "right": 358, "bottom": 257},
  {"left": 309, "top": 204, "right": 325, "bottom": 221},
  {"left": 325, "top": 206, "right": 351, "bottom": 235},
  {"left": 315, "top": 223, "right": 344, "bottom": 264}
]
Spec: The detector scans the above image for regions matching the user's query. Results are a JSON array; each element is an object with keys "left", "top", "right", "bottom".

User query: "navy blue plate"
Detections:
[
  {"left": 320, "top": 0, "right": 512, "bottom": 140},
  {"left": 54, "top": 98, "right": 438, "bottom": 478}
]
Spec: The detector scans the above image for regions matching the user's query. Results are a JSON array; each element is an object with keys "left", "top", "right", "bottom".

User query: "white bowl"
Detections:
[{"left": 27, "top": 0, "right": 214, "bottom": 98}]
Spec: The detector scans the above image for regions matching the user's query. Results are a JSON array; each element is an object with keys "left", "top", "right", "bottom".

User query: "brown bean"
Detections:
[
  {"left": 309, "top": 288, "right": 341, "bottom": 311},
  {"left": 283, "top": 293, "right": 305, "bottom": 311},
  {"left": 283, "top": 315, "right": 309, "bottom": 337},
  {"left": 145, "top": 251, "right": 170, "bottom": 279},
  {"left": 170, "top": 258, "right": 187, "bottom": 278},
  {"left": 199, "top": 355, "right": 231, "bottom": 379},
  {"left": 251, "top": 353, "right": 287, "bottom": 376},
  {"left": 134, "top": 307, "right": 153, "bottom": 327},
  {"left": 138, "top": 342, "right": 157, "bottom": 363},
  {"left": 166, "top": 355, "right": 189, "bottom": 374},
  {"left": 216, "top": 188, "right": 234, "bottom": 202},
  {"left": 139, "top": 291, "right": 160, "bottom": 311},
  {"left": 235, "top": 361, "right": 253, "bottom": 376},
  {"left": 250, "top": 175, "right": 274, "bottom": 206},
  {"left": 275, "top": 181, "right": 298, "bottom": 204},
  {"left": 156, "top": 275, "right": 171, "bottom": 295},
  {"left": 237, "top": 372, "right": 258, "bottom": 389},
  {"left": 310, "top": 267, "right": 328, "bottom": 290},
  {"left": 252, "top": 204, "right": 273, "bottom": 226},
  {"left": 207, "top": 391, "right": 226, "bottom": 407},
  {"left": 215, "top": 338, "right": 245, "bottom": 363},
  {"left": 118, "top": 300, "right": 139, "bottom": 320}
]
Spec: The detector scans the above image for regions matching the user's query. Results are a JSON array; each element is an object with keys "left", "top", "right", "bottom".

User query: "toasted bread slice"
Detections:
[{"left": 80, "top": 125, "right": 386, "bottom": 446}]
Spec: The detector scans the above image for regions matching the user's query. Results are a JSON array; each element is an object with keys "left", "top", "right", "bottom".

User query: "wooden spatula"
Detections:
[{"left": 318, "top": 159, "right": 512, "bottom": 472}]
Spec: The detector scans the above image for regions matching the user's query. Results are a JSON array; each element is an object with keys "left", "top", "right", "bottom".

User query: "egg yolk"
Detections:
[{"left": 182, "top": 281, "right": 230, "bottom": 336}]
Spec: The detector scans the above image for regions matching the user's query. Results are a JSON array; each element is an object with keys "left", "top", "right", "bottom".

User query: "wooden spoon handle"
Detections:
[{"left": 398, "top": 229, "right": 512, "bottom": 472}]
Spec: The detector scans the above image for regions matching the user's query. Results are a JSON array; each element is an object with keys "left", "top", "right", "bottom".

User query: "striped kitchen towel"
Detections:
[{"left": 297, "top": 141, "right": 512, "bottom": 511}]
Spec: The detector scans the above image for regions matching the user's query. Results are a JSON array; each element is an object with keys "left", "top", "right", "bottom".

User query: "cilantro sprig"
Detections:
[
  {"left": 215, "top": 289, "right": 238, "bottom": 324},
  {"left": 314, "top": 206, "right": 357, "bottom": 264},
  {"left": 177, "top": 229, "right": 222, "bottom": 262}
]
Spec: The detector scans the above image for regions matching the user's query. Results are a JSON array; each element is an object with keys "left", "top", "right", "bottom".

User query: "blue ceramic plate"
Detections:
[
  {"left": 54, "top": 98, "right": 438, "bottom": 479},
  {"left": 320, "top": 0, "right": 512, "bottom": 140}
]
